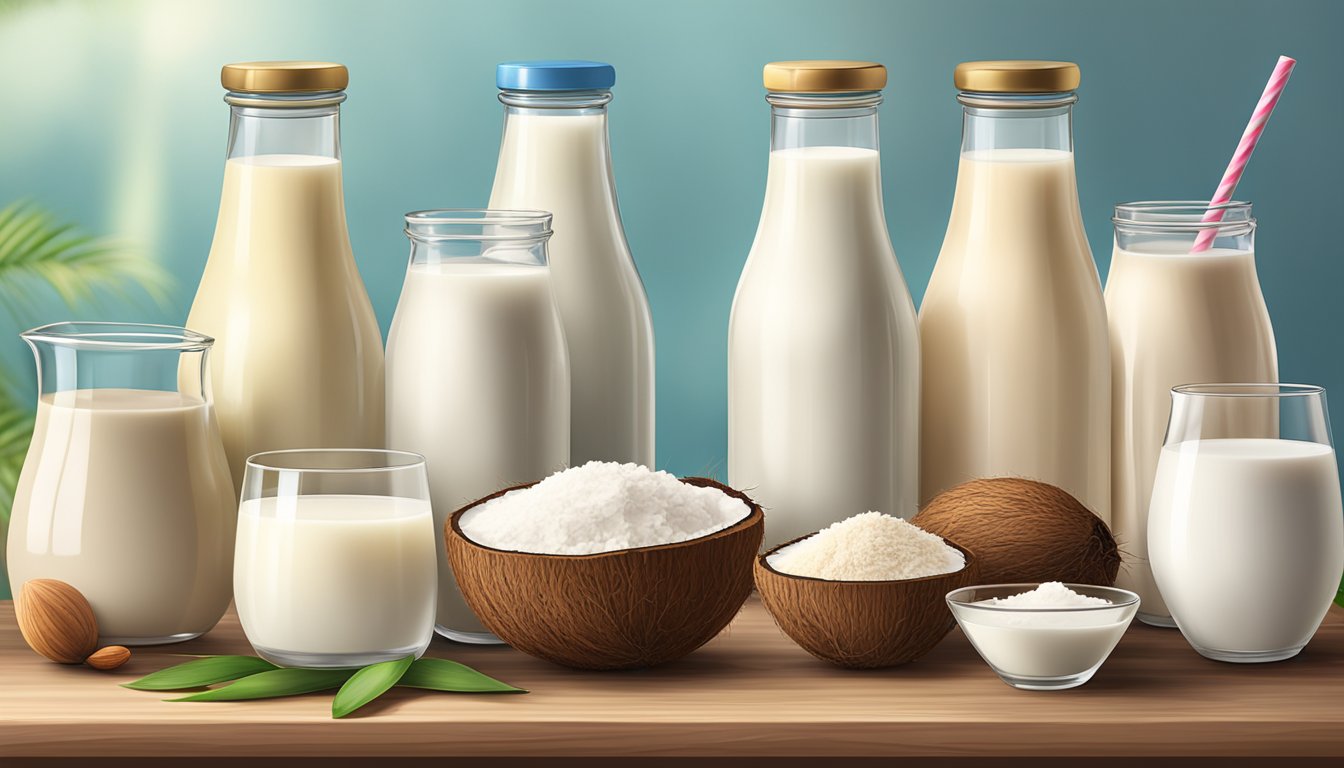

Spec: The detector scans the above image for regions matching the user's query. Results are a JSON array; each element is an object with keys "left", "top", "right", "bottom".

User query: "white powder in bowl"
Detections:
[
  {"left": 769, "top": 512, "right": 965, "bottom": 581},
  {"left": 460, "top": 461, "right": 750, "bottom": 555},
  {"left": 980, "top": 582, "right": 1113, "bottom": 608}
]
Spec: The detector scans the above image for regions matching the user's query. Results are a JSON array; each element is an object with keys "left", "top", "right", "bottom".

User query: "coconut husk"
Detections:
[
  {"left": 755, "top": 539, "right": 979, "bottom": 669},
  {"left": 446, "top": 477, "right": 764, "bottom": 671},
  {"left": 913, "top": 477, "right": 1121, "bottom": 585}
]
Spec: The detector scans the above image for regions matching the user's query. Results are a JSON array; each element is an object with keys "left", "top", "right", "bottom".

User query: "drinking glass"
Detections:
[
  {"left": 235, "top": 449, "right": 437, "bottom": 668},
  {"left": 1148, "top": 384, "right": 1343, "bottom": 662}
]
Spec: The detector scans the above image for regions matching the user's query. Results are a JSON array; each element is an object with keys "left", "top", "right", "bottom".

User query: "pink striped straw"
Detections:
[{"left": 1191, "top": 55, "right": 1296, "bottom": 252}]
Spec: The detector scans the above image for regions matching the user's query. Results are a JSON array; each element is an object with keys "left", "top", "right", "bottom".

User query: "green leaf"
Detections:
[
  {"left": 396, "top": 658, "right": 527, "bottom": 694},
  {"left": 0, "top": 200, "right": 173, "bottom": 320},
  {"left": 331, "top": 655, "right": 414, "bottom": 719},
  {"left": 168, "top": 668, "right": 354, "bottom": 702},
  {"left": 123, "top": 655, "right": 280, "bottom": 691}
]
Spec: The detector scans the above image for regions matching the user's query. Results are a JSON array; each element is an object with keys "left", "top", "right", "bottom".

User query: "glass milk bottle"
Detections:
[
  {"left": 488, "top": 60, "right": 654, "bottom": 468},
  {"left": 920, "top": 61, "right": 1110, "bottom": 522},
  {"left": 729, "top": 61, "right": 920, "bottom": 548},
  {"left": 1107, "top": 202, "right": 1277, "bottom": 626},
  {"left": 187, "top": 62, "right": 385, "bottom": 488},
  {"left": 386, "top": 210, "right": 570, "bottom": 644},
  {"left": 8, "top": 323, "right": 236, "bottom": 644}
]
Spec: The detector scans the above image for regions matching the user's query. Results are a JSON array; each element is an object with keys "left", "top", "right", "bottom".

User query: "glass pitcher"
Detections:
[{"left": 7, "top": 322, "right": 236, "bottom": 645}]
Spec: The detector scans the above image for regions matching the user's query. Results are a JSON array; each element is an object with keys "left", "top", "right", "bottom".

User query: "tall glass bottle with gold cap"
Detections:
[
  {"left": 729, "top": 61, "right": 920, "bottom": 549},
  {"left": 188, "top": 62, "right": 385, "bottom": 487},
  {"left": 919, "top": 61, "right": 1110, "bottom": 521}
]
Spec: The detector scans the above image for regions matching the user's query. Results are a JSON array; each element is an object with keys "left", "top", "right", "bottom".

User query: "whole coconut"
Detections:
[{"left": 913, "top": 478, "right": 1120, "bottom": 585}]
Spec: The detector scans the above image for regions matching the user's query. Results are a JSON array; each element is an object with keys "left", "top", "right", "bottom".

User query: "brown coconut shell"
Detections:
[
  {"left": 913, "top": 477, "right": 1121, "bottom": 585},
  {"left": 754, "top": 538, "right": 978, "bottom": 669},
  {"left": 446, "top": 477, "right": 764, "bottom": 671}
]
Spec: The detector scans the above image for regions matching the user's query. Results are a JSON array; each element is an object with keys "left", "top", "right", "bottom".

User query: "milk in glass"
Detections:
[
  {"left": 729, "top": 61, "right": 920, "bottom": 548},
  {"left": 488, "top": 61, "right": 653, "bottom": 467},
  {"left": 188, "top": 62, "right": 384, "bottom": 487},
  {"left": 386, "top": 211, "right": 570, "bottom": 644},
  {"left": 920, "top": 61, "right": 1109, "bottom": 521},
  {"left": 8, "top": 325, "right": 235, "bottom": 644},
  {"left": 1106, "top": 202, "right": 1276, "bottom": 626}
]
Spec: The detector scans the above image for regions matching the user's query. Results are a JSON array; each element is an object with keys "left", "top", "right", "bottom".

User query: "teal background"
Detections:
[{"left": 0, "top": 0, "right": 1341, "bottom": 478}]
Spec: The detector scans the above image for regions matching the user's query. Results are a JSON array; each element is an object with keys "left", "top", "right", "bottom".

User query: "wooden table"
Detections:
[{"left": 1, "top": 598, "right": 1341, "bottom": 766}]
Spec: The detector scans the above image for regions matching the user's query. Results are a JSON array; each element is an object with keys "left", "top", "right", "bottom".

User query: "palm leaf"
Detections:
[{"left": 0, "top": 200, "right": 172, "bottom": 318}]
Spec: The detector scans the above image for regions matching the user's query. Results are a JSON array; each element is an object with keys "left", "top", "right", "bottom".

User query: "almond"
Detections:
[
  {"left": 15, "top": 579, "right": 100, "bottom": 664},
  {"left": 85, "top": 645, "right": 131, "bottom": 671}
]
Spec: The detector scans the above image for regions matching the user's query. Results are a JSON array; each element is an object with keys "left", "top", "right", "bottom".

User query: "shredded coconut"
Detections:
[
  {"left": 770, "top": 511, "right": 965, "bottom": 581},
  {"left": 460, "top": 461, "right": 750, "bottom": 555},
  {"left": 980, "top": 581, "right": 1113, "bottom": 608}
]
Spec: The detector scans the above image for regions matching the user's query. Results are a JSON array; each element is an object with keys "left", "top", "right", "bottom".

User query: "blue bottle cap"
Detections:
[{"left": 496, "top": 60, "right": 616, "bottom": 91}]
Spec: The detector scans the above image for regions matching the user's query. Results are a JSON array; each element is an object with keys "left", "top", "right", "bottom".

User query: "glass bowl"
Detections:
[{"left": 946, "top": 583, "right": 1140, "bottom": 690}]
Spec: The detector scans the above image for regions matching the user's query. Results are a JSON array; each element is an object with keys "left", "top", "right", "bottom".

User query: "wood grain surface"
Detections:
[{"left": 0, "top": 598, "right": 1341, "bottom": 763}]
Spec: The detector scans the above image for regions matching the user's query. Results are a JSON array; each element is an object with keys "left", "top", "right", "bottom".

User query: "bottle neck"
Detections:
[
  {"left": 225, "top": 91, "right": 344, "bottom": 160},
  {"left": 768, "top": 92, "right": 880, "bottom": 152},
  {"left": 959, "top": 92, "right": 1074, "bottom": 154}
]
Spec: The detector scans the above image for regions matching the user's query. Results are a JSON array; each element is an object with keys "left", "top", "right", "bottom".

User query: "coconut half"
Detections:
[
  {"left": 446, "top": 477, "right": 764, "bottom": 671},
  {"left": 755, "top": 536, "right": 980, "bottom": 669}
]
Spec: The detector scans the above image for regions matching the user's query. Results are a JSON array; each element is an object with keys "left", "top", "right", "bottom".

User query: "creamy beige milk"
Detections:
[
  {"left": 385, "top": 261, "right": 570, "bottom": 638},
  {"left": 489, "top": 112, "right": 654, "bottom": 467},
  {"left": 7, "top": 389, "right": 236, "bottom": 643},
  {"left": 729, "top": 146, "right": 920, "bottom": 548},
  {"left": 188, "top": 154, "right": 385, "bottom": 487},
  {"left": 920, "top": 148, "right": 1110, "bottom": 521},
  {"left": 1149, "top": 438, "right": 1343, "bottom": 658},
  {"left": 234, "top": 494, "right": 436, "bottom": 659},
  {"left": 1106, "top": 244, "right": 1277, "bottom": 622}
]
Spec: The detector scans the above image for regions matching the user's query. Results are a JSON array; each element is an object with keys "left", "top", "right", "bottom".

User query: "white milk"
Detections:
[
  {"left": 1149, "top": 438, "right": 1344, "bottom": 659},
  {"left": 234, "top": 494, "right": 436, "bottom": 664},
  {"left": 729, "top": 146, "right": 920, "bottom": 548},
  {"left": 1106, "top": 243, "right": 1277, "bottom": 623},
  {"left": 958, "top": 609, "right": 1132, "bottom": 679},
  {"left": 8, "top": 389, "right": 236, "bottom": 643},
  {"left": 920, "top": 149, "right": 1110, "bottom": 521},
  {"left": 385, "top": 261, "right": 570, "bottom": 639},
  {"left": 489, "top": 112, "right": 654, "bottom": 467},
  {"left": 188, "top": 154, "right": 385, "bottom": 488}
]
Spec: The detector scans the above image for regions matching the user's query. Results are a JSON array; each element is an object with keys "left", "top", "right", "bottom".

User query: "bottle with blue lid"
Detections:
[{"left": 488, "top": 60, "right": 655, "bottom": 469}]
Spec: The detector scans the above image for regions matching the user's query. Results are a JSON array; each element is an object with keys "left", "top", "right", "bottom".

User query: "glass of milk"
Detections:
[
  {"left": 1107, "top": 202, "right": 1276, "bottom": 628},
  {"left": 1149, "top": 384, "right": 1344, "bottom": 663},
  {"left": 385, "top": 209, "right": 570, "bottom": 645},
  {"left": 235, "top": 449, "right": 438, "bottom": 667},
  {"left": 9, "top": 322, "right": 237, "bottom": 645}
]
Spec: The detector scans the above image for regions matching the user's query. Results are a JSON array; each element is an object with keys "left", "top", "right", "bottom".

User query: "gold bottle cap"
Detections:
[
  {"left": 763, "top": 60, "right": 886, "bottom": 93},
  {"left": 221, "top": 61, "right": 349, "bottom": 93},
  {"left": 953, "top": 60, "right": 1079, "bottom": 93}
]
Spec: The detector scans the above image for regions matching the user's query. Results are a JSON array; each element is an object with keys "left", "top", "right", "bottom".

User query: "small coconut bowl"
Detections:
[
  {"left": 446, "top": 477, "right": 764, "bottom": 671},
  {"left": 754, "top": 535, "right": 979, "bottom": 669}
]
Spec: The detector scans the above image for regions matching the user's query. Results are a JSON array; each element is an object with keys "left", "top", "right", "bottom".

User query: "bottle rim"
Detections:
[
  {"left": 957, "top": 91, "right": 1076, "bottom": 109},
  {"left": 404, "top": 209, "right": 554, "bottom": 242},
  {"left": 224, "top": 90, "right": 347, "bottom": 109},
  {"left": 1113, "top": 200, "right": 1255, "bottom": 233},
  {"left": 20, "top": 321, "right": 213, "bottom": 352},
  {"left": 766, "top": 91, "right": 882, "bottom": 110}
]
